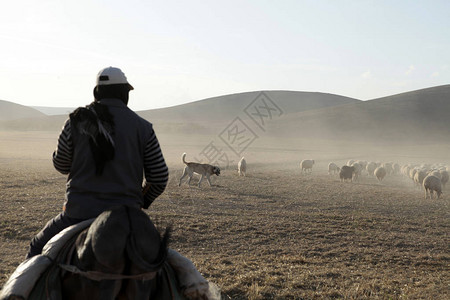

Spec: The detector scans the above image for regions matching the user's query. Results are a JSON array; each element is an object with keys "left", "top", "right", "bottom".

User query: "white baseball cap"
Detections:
[{"left": 96, "top": 67, "right": 134, "bottom": 90}]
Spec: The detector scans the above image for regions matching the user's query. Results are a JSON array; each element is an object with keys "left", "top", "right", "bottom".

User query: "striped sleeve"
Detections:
[
  {"left": 52, "top": 119, "right": 73, "bottom": 175},
  {"left": 143, "top": 129, "right": 169, "bottom": 208}
]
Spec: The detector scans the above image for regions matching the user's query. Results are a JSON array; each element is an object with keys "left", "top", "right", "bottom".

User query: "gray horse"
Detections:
[
  {"left": 61, "top": 205, "right": 170, "bottom": 299},
  {"left": 1, "top": 206, "right": 219, "bottom": 300}
]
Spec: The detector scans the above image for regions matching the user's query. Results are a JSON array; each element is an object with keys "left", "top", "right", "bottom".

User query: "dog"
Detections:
[
  {"left": 238, "top": 157, "right": 246, "bottom": 176},
  {"left": 178, "top": 153, "right": 220, "bottom": 187}
]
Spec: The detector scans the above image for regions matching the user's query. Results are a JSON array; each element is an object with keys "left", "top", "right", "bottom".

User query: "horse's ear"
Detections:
[
  {"left": 161, "top": 226, "right": 171, "bottom": 250},
  {"left": 155, "top": 226, "right": 171, "bottom": 264}
]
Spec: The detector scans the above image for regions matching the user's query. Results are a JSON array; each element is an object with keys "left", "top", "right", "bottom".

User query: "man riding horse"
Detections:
[
  {"left": 27, "top": 66, "right": 169, "bottom": 258},
  {"left": 2, "top": 67, "right": 220, "bottom": 300}
]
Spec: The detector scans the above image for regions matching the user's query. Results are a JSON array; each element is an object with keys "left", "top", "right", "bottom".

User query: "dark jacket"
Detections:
[{"left": 53, "top": 98, "right": 168, "bottom": 219}]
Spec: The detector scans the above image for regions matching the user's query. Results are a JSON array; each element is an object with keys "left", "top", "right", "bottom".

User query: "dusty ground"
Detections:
[{"left": 0, "top": 131, "right": 449, "bottom": 299}]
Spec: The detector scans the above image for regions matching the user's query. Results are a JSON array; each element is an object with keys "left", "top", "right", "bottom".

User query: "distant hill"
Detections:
[
  {"left": 0, "top": 90, "right": 359, "bottom": 132},
  {"left": 137, "top": 90, "right": 360, "bottom": 125},
  {"left": 31, "top": 106, "right": 76, "bottom": 116},
  {"left": 0, "top": 114, "right": 67, "bottom": 131},
  {"left": 0, "top": 100, "right": 46, "bottom": 121},
  {"left": 1, "top": 86, "right": 449, "bottom": 145},
  {"left": 267, "top": 85, "right": 450, "bottom": 142}
]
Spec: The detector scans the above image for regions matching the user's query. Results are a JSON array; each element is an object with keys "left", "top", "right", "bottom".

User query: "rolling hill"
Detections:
[
  {"left": 0, "top": 91, "right": 360, "bottom": 132},
  {"left": 0, "top": 100, "right": 46, "bottom": 121},
  {"left": 1, "top": 86, "right": 449, "bottom": 145},
  {"left": 267, "top": 84, "right": 450, "bottom": 143},
  {"left": 31, "top": 106, "right": 76, "bottom": 116},
  {"left": 136, "top": 90, "right": 360, "bottom": 124}
]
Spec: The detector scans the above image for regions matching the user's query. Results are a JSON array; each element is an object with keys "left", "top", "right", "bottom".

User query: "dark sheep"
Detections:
[{"left": 339, "top": 166, "right": 355, "bottom": 182}]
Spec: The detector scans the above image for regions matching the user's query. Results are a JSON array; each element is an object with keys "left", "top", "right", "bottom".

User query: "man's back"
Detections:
[{"left": 66, "top": 98, "right": 156, "bottom": 218}]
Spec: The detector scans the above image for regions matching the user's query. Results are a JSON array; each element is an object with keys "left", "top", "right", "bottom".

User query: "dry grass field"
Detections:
[{"left": 0, "top": 131, "right": 449, "bottom": 299}]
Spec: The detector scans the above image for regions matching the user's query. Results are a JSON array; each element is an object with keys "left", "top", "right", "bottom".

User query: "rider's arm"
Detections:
[
  {"left": 142, "top": 129, "right": 168, "bottom": 209},
  {"left": 53, "top": 119, "right": 73, "bottom": 175}
]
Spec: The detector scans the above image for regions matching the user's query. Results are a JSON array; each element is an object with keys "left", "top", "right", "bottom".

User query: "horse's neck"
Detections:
[{"left": 42, "top": 219, "right": 95, "bottom": 260}]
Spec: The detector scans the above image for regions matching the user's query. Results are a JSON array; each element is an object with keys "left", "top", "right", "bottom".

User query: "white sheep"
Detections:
[
  {"left": 393, "top": 163, "right": 401, "bottom": 175},
  {"left": 382, "top": 162, "right": 394, "bottom": 175},
  {"left": 423, "top": 175, "right": 442, "bottom": 199},
  {"left": 328, "top": 162, "right": 340, "bottom": 175},
  {"left": 354, "top": 160, "right": 367, "bottom": 176},
  {"left": 409, "top": 168, "right": 418, "bottom": 181},
  {"left": 300, "top": 159, "right": 315, "bottom": 174},
  {"left": 401, "top": 165, "right": 411, "bottom": 177},
  {"left": 238, "top": 157, "right": 247, "bottom": 176},
  {"left": 428, "top": 170, "right": 442, "bottom": 180},
  {"left": 366, "top": 162, "right": 377, "bottom": 176},
  {"left": 421, "top": 163, "right": 431, "bottom": 170},
  {"left": 351, "top": 162, "right": 363, "bottom": 181},
  {"left": 374, "top": 166, "right": 387, "bottom": 182},
  {"left": 413, "top": 169, "right": 428, "bottom": 188}
]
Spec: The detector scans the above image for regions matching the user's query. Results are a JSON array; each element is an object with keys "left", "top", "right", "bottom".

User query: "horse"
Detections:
[
  {"left": 60, "top": 205, "right": 170, "bottom": 299},
  {"left": 1, "top": 206, "right": 220, "bottom": 300}
]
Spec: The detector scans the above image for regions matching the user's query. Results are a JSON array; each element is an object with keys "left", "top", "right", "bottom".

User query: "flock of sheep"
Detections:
[{"left": 299, "top": 159, "right": 448, "bottom": 199}]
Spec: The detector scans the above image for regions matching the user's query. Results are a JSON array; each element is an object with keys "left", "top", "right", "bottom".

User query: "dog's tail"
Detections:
[{"left": 182, "top": 152, "right": 187, "bottom": 164}]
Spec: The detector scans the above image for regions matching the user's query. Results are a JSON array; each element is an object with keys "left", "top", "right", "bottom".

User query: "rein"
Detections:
[{"left": 58, "top": 263, "right": 157, "bottom": 281}]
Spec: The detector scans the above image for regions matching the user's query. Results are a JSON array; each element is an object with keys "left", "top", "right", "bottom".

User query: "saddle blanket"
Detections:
[{"left": 0, "top": 219, "right": 94, "bottom": 300}]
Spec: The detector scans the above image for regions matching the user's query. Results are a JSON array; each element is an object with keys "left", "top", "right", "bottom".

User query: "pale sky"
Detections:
[{"left": 1, "top": 0, "right": 449, "bottom": 111}]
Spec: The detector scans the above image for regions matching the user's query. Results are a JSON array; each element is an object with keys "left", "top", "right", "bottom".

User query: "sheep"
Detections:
[
  {"left": 409, "top": 168, "right": 418, "bottom": 181},
  {"left": 357, "top": 160, "right": 368, "bottom": 169},
  {"left": 238, "top": 157, "right": 247, "bottom": 176},
  {"left": 347, "top": 159, "right": 355, "bottom": 166},
  {"left": 401, "top": 165, "right": 411, "bottom": 177},
  {"left": 351, "top": 162, "right": 363, "bottom": 181},
  {"left": 339, "top": 166, "right": 355, "bottom": 182},
  {"left": 440, "top": 170, "right": 449, "bottom": 188},
  {"left": 428, "top": 170, "right": 442, "bottom": 180},
  {"left": 423, "top": 175, "right": 442, "bottom": 199},
  {"left": 413, "top": 170, "right": 428, "bottom": 188},
  {"left": 355, "top": 160, "right": 367, "bottom": 173},
  {"left": 328, "top": 162, "right": 340, "bottom": 175},
  {"left": 300, "top": 159, "right": 315, "bottom": 174},
  {"left": 374, "top": 166, "right": 387, "bottom": 182},
  {"left": 366, "top": 162, "right": 377, "bottom": 176},
  {"left": 421, "top": 163, "right": 431, "bottom": 170},
  {"left": 382, "top": 162, "right": 394, "bottom": 175},
  {"left": 393, "top": 163, "right": 401, "bottom": 175}
]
